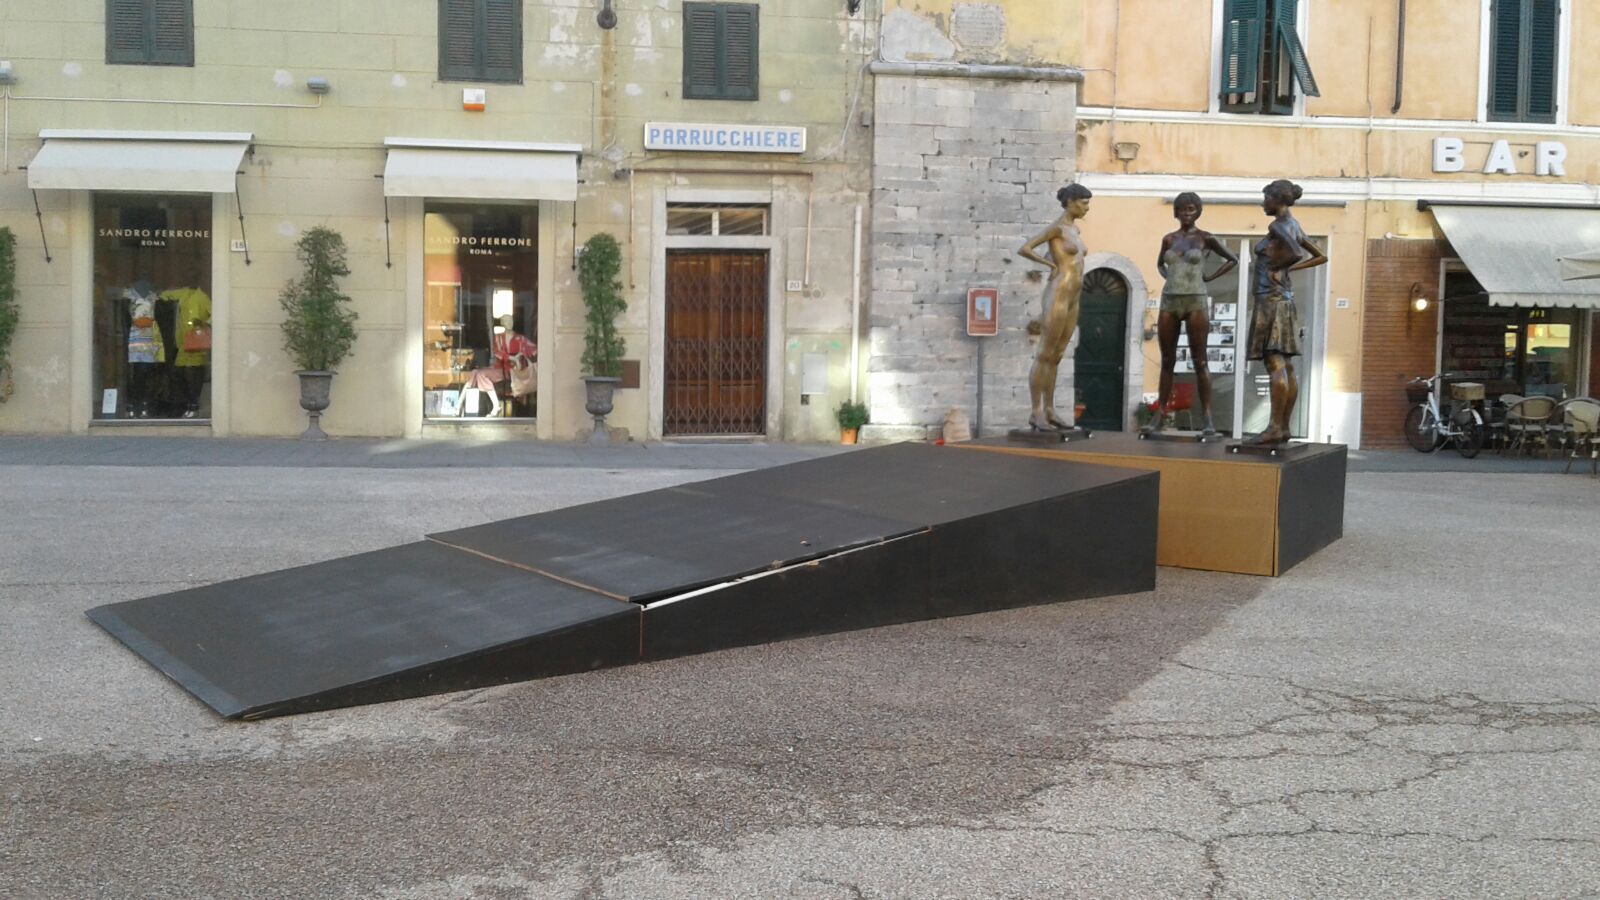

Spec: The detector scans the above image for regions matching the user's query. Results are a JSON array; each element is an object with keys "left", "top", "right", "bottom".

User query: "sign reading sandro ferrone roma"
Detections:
[{"left": 645, "top": 122, "right": 807, "bottom": 154}]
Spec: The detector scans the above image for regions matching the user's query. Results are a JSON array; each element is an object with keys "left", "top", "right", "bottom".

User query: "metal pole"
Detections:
[{"left": 975, "top": 338, "right": 984, "bottom": 437}]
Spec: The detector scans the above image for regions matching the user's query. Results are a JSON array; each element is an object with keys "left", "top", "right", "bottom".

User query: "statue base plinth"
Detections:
[
  {"left": 1140, "top": 430, "right": 1227, "bottom": 444},
  {"left": 1227, "top": 440, "right": 1313, "bottom": 458},
  {"left": 1007, "top": 426, "right": 1091, "bottom": 444}
]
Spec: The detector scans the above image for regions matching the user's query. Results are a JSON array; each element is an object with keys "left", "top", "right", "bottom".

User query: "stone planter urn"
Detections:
[
  {"left": 296, "top": 370, "right": 334, "bottom": 441},
  {"left": 583, "top": 375, "right": 621, "bottom": 445}
]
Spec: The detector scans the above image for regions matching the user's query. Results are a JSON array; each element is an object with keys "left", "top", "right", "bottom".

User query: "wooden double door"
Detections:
[{"left": 665, "top": 250, "right": 768, "bottom": 436}]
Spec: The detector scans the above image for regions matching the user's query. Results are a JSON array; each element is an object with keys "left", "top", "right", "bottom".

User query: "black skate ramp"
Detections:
[{"left": 88, "top": 443, "right": 1158, "bottom": 719}]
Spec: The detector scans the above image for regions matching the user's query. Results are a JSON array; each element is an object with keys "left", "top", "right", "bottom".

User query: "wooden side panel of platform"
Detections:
[{"left": 957, "top": 437, "right": 1345, "bottom": 576}]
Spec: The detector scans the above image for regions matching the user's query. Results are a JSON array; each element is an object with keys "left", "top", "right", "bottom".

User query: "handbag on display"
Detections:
[
  {"left": 182, "top": 323, "right": 212, "bottom": 352},
  {"left": 509, "top": 356, "right": 535, "bottom": 398}
]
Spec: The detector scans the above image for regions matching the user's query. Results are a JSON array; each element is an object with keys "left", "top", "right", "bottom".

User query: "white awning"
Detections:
[
  {"left": 27, "top": 130, "right": 251, "bottom": 193},
  {"left": 1429, "top": 204, "right": 1600, "bottom": 308},
  {"left": 1558, "top": 247, "right": 1600, "bottom": 282},
  {"left": 382, "top": 138, "right": 581, "bottom": 201}
]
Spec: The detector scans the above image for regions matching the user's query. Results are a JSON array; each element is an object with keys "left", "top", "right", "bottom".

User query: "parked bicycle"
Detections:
[{"left": 1403, "top": 374, "right": 1485, "bottom": 458}]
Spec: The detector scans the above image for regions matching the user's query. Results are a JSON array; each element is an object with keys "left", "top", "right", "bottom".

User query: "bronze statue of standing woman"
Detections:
[
  {"left": 1146, "top": 192, "right": 1238, "bottom": 436},
  {"left": 1248, "top": 179, "right": 1327, "bottom": 445},
  {"left": 1016, "top": 184, "right": 1092, "bottom": 432}
]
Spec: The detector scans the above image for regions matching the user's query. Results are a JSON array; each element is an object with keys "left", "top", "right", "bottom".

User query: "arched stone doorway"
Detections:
[{"left": 1074, "top": 267, "right": 1130, "bottom": 431}]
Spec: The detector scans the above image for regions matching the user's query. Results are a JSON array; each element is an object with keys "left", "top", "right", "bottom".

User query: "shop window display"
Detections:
[
  {"left": 92, "top": 194, "right": 212, "bottom": 420},
  {"left": 423, "top": 204, "right": 538, "bottom": 419}
]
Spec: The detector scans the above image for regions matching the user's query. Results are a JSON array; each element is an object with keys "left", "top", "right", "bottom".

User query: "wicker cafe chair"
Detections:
[
  {"left": 1487, "top": 393, "right": 1522, "bottom": 452},
  {"left": 1561, "top": 398, "right": 1600, "bottom": 476},
  {"left": 1501, "top": 396, "right": 1558, "bottom": 457}
]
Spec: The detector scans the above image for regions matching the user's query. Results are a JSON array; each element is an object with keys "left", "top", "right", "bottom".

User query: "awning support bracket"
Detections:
[
  {"left": 375, "top": 174, "right": 392, "bottom": 269},
  {"left": 30, "top": 189, "right": 51, "bottom": 264},
  {"left": 234, "top": 173, "right": 252, "bottom": 266}
]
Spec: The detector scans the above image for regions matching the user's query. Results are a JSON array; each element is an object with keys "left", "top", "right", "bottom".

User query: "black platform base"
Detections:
[{"left": 88, "top": 443, "right": 1158, "bottom": 719}]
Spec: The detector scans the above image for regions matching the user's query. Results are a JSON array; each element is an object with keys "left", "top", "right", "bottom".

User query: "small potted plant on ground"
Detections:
[
  {"left": 280, "top": 227, "right": 358, "bottom": 440},
  {"left": 0, "top": 228, "right": 18, "bottom": 402},
  {"left": 836, "top": 399, "right": 868, "bottom": 444},
  {"left": 578, "top": 232, "right": 626, "bottom": 444}
]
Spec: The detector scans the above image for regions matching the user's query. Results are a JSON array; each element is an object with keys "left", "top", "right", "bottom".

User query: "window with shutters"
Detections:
[
  {"left": 1218, "top": 0, "right": 1318, "bottom": 115},
  {"left": 682, "top": 3, "right": 759, "bottom": 101},
  {"left": 1488, "top": 0, "right": 1560, "bottom": 123},
  {"left": 106, "top": 0, "right": 193, "bottom": 66},
  {"left": 438, "top": 0, "right": 522, "bottom": 84}
]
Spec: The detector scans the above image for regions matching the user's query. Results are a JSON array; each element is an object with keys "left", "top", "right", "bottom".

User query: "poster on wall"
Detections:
[{"left": 1173, "top": 300, "right": 1238, "bottom": 374}]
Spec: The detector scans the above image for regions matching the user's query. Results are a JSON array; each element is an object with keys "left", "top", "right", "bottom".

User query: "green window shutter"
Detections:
[
  {"left": 683, "top": 4, "right": 722, "bottom": 99},
  {"left": 1525, "top": 0, "right": 1559, "bottom": 122},
  {"left": 720, "top": 5, "right": 759, "bottom": 101},
  {"left": 1488, "top": 0, "right": 1524, "bottom": 119},
  {"left": 1220, "top": 0, "right": 1264, "bottom": 95},
  {"left": 107, "top": 0, "right": 151, "bottom": 64},
  {"left": 148, "top": 0, "right": 192, "bottom": 66},
  {"left": 439, "top": 0, "right": 481, "bottom": 81},
  {"left": 481, "top": 0, "right": 521, "bottom": 83},
  {"left": 1273, "top": 0, "right": 1319, "bottom": 97}
]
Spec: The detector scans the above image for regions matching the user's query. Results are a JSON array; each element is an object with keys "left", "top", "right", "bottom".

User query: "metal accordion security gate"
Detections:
[{"left": 664, "top": 250, "right": 768, "bottom": 436}]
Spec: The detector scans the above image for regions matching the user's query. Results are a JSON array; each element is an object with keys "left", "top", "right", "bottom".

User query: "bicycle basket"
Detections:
[{"left": 1405, "top": 382, "right": 1430, "bottom": 404}]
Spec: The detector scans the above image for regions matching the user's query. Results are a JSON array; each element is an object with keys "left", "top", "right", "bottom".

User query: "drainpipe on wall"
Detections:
[{"left": 1391, "top": 0, "right": 1407, "bottom": 114}]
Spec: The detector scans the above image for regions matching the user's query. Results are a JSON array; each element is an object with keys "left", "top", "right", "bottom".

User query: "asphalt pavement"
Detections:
[{"left": 2, "top": 436, "right": 1598, "bottom": 898}]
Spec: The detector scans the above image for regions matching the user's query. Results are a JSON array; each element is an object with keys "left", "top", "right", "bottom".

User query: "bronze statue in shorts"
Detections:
[
  {"left": 1246, "top": 179, "right": 1327, "bottom": 445},
  {"left": 1145, "top": 192, "right": 1238, "bottom": 437},
  {"left": 1016, "top": 184, "right": 1092, "bottom": 432}
]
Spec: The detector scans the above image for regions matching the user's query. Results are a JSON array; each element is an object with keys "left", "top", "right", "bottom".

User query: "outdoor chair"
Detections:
[
  {"left": 1561, "top": 398, "right": 1600, "bottom": 476},
  {"left": 1487, "top": 393, "right": 1522, "bottom": 452},
  {"left": 1500, "top": 396, "right": 1557, "bottom": 457}
]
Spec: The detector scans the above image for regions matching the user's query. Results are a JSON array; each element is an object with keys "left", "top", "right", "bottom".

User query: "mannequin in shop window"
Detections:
[
  {"left": 458, "top": 314, "right": 536, "bottom": 416},
  {"left": 162, "top": 267, "right": 212, "bottom": 418},
  {"left": 124, "top": 279, "right": 164, "bottom": 418}
]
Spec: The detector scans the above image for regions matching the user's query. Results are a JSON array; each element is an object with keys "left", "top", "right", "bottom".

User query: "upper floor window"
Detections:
[
  {"left": 439, "top": 0, "right": 522, "bottom": 83},
  {"left": 106, "top": 0, "right": 193, "bottom": 66},
  {"left": 683, "top": 3, "right": 759, "bottom": 101},
  {"left": 1219, "top": 0, "right": 1319, "bottom": 115},
  {"left": 1488, "top": 0, "right": 1559, "bottom": 123}
]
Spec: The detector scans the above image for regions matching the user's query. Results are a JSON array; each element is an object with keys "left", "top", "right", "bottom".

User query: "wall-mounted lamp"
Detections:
[
  {"left": 306, "top": 77, "right": 331, "bottom": 95},
  {"left": 0, "top": 61, "right": 16, "bottom": 85},
  {"left": 597, "top": 0, "right": 617, "bottom": 30},
  {"left": 1410, "top": 282, "right": 1429, "bottom": 312},
  {"left": 847, "top": 0, "right": 864, "bottom": 13}
]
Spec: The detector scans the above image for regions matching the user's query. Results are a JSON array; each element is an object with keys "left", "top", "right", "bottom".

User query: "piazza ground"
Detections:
[{"left": 2, "top": 437, "right": 1597, "bottom": 898}]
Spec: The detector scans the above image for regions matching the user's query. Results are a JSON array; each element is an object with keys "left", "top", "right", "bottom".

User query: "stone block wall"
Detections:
[{"left": 866, "top": 65, "right": 1080, "bottom": 436}]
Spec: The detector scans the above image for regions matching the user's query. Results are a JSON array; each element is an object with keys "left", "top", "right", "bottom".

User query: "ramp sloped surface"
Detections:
[{"left": 87, "top": 542, "right": 639, "bottom": 719}]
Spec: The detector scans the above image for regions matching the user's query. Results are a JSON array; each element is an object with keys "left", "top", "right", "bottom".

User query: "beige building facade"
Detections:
[
  {"left": 1076, "top": 0, "right": 1600, "bottom": 447},
  {"left": 0, "top": 0, "right": 874, "bottom": 442}
]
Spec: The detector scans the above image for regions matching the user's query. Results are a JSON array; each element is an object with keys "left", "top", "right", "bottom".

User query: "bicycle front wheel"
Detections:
[
  {"left": 1455, "top": 409, "right": 1485, "bottom": 459},
  {"left": 1404, "top": 404, "right": 1441, "bottom": 452}
]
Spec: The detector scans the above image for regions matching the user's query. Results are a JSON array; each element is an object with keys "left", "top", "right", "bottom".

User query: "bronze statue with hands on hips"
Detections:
[
  {"left": 1015, "top": 184, "right": 1092, "bottom": 433},
  {"left": 1245, "top": 179, "right": 1327, "bottom": 446},
  {"left": 1144, "top": 192, "right": 1239, "bottom": 438}
]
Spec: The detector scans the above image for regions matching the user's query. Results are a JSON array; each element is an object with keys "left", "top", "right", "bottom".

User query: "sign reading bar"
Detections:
[
  {"left": 645, "top": 123, "right": 807, "bottom": 154},
  {"left": 967, "top": 288, "right": 999, "bottom": 337},
  {"left": 1433, "top": 137, "right": 1567, "bottom": 176}
]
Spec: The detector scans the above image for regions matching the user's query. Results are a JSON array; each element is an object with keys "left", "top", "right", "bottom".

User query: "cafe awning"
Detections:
[
  {"left": 1558, "top": 247, "right": 1600, "bottom": 282},
  {"left": 1429, "top": 203, "right": 1600, "bottom": 308},
  {"left": 27, "top": 130, "right": 251, "bottom": 193},
  {"left": 382, "top": 138, "right": 581, "bottom": 201}
]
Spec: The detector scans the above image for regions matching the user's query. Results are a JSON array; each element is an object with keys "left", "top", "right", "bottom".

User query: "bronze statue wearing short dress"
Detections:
[
  {"left": 1147, "top": 192, "right": 1238, "bottom": 436},
  {"left": 1017, "top": 184, "right": 1092, "bottom": 432},
  {"left": 1248, "top": 179, "right": 1327, "bottom": 445}
]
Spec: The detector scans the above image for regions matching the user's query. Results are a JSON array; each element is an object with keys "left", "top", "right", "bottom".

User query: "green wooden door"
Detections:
[{"left": 1074, "top": 269, "right": 1128, "bottom": 432}]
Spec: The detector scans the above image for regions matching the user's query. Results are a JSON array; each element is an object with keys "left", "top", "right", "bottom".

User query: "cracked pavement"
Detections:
[{"left": 2, "top": 455, "right": 1598, "bottom": 898}]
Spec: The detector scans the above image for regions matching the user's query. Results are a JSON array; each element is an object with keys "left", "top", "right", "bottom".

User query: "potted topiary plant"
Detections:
[
  {"left": 578, "top": 232, "right": 626, "bottom": 444},
  {"left": 836, "top": 400, "right": 868, "bottom": 444},
  {"left": 0, "top": 228, "right": 18, "bottom": 403},
  {"left": 279, "top": 227, "right": 358, "bottom": 440}
]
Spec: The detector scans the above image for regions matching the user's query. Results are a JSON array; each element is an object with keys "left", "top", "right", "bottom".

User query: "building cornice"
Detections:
[{"left": 869, "top": 61, "right": 1083, "bottom": 83}]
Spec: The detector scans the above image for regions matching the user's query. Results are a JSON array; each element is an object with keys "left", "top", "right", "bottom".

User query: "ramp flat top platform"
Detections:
[
  {"left": 968, "top": 433, "right": 1345, "bottom": 466},
  {"left": 87, "top": 542, "right": 637, "bottom": 719},
  {"left": 427, "top": 443, "right": 1146, "bottom": 601}
]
